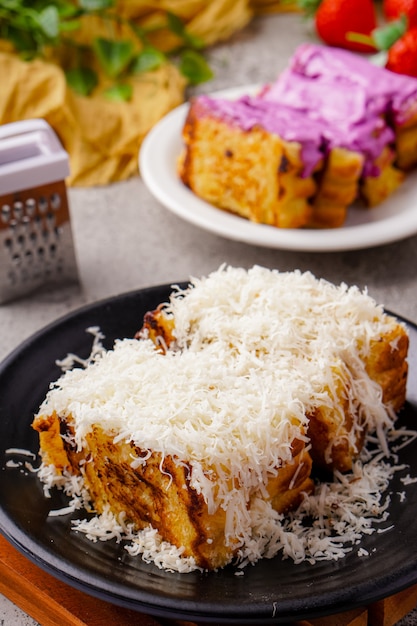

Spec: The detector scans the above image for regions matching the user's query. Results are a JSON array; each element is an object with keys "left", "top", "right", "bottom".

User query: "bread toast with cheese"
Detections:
[
  {"left": 32, "top": 267, "right": 409, "bottom": 571},
  {"left": 33, "top": 413, "right": 314, "bottom": 569},
  {"left": 139, "top": 271, "right": 408, "bottom": 473}
]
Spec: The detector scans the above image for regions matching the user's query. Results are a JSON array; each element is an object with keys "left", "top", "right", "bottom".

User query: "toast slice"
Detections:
[{"left": 178, "top": 96, "right": 317, "bottom": 228}]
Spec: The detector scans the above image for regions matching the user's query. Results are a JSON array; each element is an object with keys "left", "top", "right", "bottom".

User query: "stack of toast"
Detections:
[
  {"left": 33, "top": 267, "right": 409, "bottom": 570},
  {"left": 178, "top": 44, "right": 417, "bottom": 228}
]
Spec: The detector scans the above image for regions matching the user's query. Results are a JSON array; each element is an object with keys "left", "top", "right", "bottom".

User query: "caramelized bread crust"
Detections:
[
  {"left": 179, "top": 101, "right": 316, "bottom": 229},
  {"left": 395, "top": 124, "right": 417, "bottom": 170},
  {"left": 308, "top": 147, "right": 364, "bottom": 229},
  {"left": 360, "top": 147, "right": 405, "bottom": 208},
  {"left": 179, "top": 90, "right": 414, "bottom": 230},
  {"left": 33, "top": 412, "right": 314, "bottom": 570},
  {"left": 364, "top": 322, "right": 409, "bottom": 412}
]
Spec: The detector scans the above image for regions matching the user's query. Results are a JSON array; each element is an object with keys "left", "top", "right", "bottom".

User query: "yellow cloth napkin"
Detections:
[
  {"left": 0, "top": 0, "right": 295, "bottom": 187},
  {"left": 0, "top": 51, "right": 186, "bottom": 186}
]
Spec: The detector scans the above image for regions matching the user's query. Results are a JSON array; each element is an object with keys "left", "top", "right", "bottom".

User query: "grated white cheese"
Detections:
[
  {"left": 235, "top": 443, "right": 398, "bottom": 568},
  {"left": 34, "top": 430, "right": 412, "bottom": 574},
  {"left": 6, "top": 448, "right": 36, "bottom": 459},
  {"left": 5, "top": 460, "right": 21, "bottom": 468},
  {"left": 33, "top": 265, "right": 411, "bottom": 572},
  {"left": 38, "top": 338, "right": 311, "bottom": 521},
  {"left": 401, "top": 474, "right": 417, "bottom": 485},
  {"left": 166, "top": 266, "right": 399, "bottom": 436},
  {"left": 56, "top": 326, "right": 106, "bottom": 371}
]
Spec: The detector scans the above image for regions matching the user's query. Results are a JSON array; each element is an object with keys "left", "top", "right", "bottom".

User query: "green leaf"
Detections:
[
  {"left": 66, "top": 66, "right": 98, "bottom": 96},
  {"left": 295, "top": 0, "right": 322, "bottom": 18},
  {"left": 178, "top": 49, "right": 213, "bottom": 85},
  {"left": 58, "top": 18, "right": 82, "bottom": 32},
  {"left": 93, "top": 36, "right": 134, "bottom": 78},
  {"left": 182, "top": 31, "right": 205, "bottom": 50},
  {"left": 131, "top": 46, "right": 165, "bottom": 73},
  {"left": 166, "top": 12, "right": 185, "bottom": 37},
  {"left": 165, "top": 11, "right": 203, "bottom": 49},
  {"left": 78, "top": 0, "right": 115, "bottom": 11},
  {"left": 0, "top": 0, "right": 23, "bottom": 9},
  {"left": 6, "top": 24, "right": 37, "bottom": 53},
  {"left": 372, "top": 15, "right": 408, "bottom": 51},
  {"left": 9, "top": 11, "right": 42, "bottom": 40},
  {"left": 56, "top": 2, "right": 81, "bottom": 18},
  {"left": 36, "top": 5, "right": 60, "bottom": 39},
  {"left": 104, "top": 83, "right": 133, "bottom": 101}
]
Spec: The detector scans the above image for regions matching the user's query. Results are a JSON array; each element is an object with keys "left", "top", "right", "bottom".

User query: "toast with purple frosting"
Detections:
[{"left": 179, "top": 44, "right": 417, "bottom": 229}]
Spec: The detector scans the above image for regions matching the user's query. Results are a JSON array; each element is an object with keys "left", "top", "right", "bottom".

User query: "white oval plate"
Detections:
[{"left": 139, "top": 86, "right": 417, "bottom": 252}]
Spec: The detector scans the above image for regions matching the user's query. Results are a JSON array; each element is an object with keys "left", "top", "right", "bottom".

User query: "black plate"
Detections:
[{"left": 1, "top": 285, "right": 417, "bottom": 624}]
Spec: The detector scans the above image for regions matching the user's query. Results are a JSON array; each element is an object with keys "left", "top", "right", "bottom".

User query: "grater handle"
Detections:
[
  {"left": 0, "top": 119, "right": 69, "bottom": 195},
  {"left": 0, "top": 118, "right": 53, "bottom": 141}
]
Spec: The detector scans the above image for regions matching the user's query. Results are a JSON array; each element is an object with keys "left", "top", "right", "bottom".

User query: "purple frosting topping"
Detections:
[
  {"left": 192, "top": 44, "right": 417, "bottom": 177},
  {"left": 195, "top": 94, "right": 325, "bottom": 175},
  {"left": 260, "top": 65, "right": 394, "bottom": 176},
  {"left": 290, "top": 43, "right": 417, "bottom": 126}
]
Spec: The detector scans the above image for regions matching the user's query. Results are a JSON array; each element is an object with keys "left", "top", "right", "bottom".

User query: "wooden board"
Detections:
[{"left": 1, "top": 535, "right": 416, "bottom": 626}]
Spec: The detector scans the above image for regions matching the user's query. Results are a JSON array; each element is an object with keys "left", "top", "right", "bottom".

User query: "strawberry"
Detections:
[
  {"left": 386, "top": 27, "right": 417, "bottom": 76},
  {"left": 383, "top": 0, "right": 417, "bottom": 28},
  {"left": 357, "top": 15, "right": 417, "bottom": 78},
  {"left": 298, "top": 0, "right": 377, "bottom": 53}
]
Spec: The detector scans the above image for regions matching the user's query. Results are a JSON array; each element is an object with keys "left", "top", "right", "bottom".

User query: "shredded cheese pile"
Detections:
[
  {"left": 36, "top": 436, "right": 410, "bottom": 573},
  {"left": 168, "top": 267, "right": 390, "bottom": 356},
  {"left": 162, "top": 265, "right": 400, "bottom": 456},
  {"left": 34, "top": 265, "right": 408, "bottom": 572}
]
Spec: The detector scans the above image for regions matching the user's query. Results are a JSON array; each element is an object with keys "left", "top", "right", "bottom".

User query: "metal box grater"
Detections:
[{"left": 0, "top": 119, "right": 79, "bottom": 303}]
